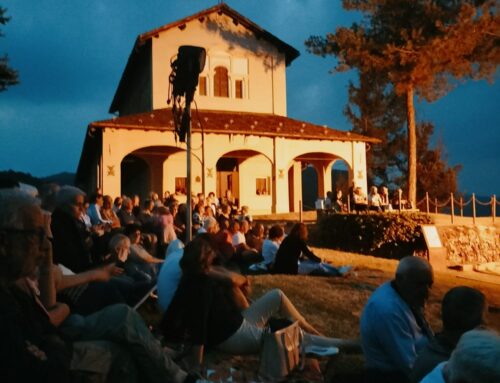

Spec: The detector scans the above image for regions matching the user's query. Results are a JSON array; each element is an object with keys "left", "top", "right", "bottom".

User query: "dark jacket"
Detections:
[{"left": 273, "top": 235, "right": 321, "bottom": 275}]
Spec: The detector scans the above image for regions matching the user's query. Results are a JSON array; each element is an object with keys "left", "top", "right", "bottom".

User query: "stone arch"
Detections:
[
  {"left": 287, "top": 152, "right": 353, "bottom": 211},
  {"left": 119, "top": 145, "right": 200, "bottom": 200},
  {"left": 121, "top": 155, "right": 150, "bottom": 200},
  {"left": 216, "top": 149, "right": 273, "bottom": 213}
]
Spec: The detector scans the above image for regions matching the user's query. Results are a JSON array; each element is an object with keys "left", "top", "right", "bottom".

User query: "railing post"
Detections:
[
  {"left": 347, "top": 194, "right": 351, "bottom": 213},
  {"left": 472, "top": 193, "right": 476, "bottom": 225},
  {"left": 426, "top": 192, "right": 429, "bottom": 214},
  {"left": 460, "top": 197, "right": 463, "bottom": 217},
  {"left": 299, "top": 200, "right": 303, "bottom": 223},
  {"left": 399, "top": 193, "right": 402, "bottom": 213},
  {"left": 435, "top": 198, "right": 438, "bottom": 214},
  {"left": 450, "top": 193, "right": 454, "bottom": 224},
  {"left": 492, "top": 195, "right": 496, "bottom": 224}
]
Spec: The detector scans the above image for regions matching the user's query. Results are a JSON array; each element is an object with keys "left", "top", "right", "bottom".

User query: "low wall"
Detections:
[{"left": 437, "top": 225, "right": 500, "bottom": 265}]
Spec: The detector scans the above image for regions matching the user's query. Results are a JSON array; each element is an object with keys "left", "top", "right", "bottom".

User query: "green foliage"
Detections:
[
  {"left": 306, "top": 0, "right": 500, "bottom": 205},
  {"left": 314, "top": 212, "right": 432, "bottom": 259},
  {"left": 0, "top": 7, "right": 19, "bottom": 91}
]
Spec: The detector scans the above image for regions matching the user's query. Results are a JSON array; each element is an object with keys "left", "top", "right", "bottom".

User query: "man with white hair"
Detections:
[
  {"left": 420, "top": 329, "right": 500, "bottom": 383},
  {"left": 360, "top": 256, "right": 434, "bottom": 383},
  {"left": 0, "top": 189, "right": 204, "bottom": 383}
]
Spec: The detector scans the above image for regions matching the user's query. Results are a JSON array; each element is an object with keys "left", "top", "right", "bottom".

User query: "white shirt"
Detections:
[{"left": 232, "top": 231, "right": 246, "bottom": 246}]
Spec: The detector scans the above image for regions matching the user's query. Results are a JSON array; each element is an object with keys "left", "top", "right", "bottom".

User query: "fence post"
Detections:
[
  {"left": 435, "top": 198, "right": 438, "bottom": 214},
  {"left": 450, "top": 193, "right": 454, "bottom": 224},
  {"left": 472, "top": 193, "right": 476, "bottom": 225},
  {"left": 426, "top": 192, "right": 429, "bottom": 214},
  {"left": 347, "top": 194, "right": 351, "bottom": 213},
  {"left": 299, "top": 200, "right": 303, "bottom": 223},
  {"left": 460, "top": 197, "right": 463, "bottom": 217},
  {"left": 492, "top": 195, "right": 496, "bottom": 224}
]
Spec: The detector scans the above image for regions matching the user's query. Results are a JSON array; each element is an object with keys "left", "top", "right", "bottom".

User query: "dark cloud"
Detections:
[{"left": 1, "top": 0, "right": 498, "bottom": 194}]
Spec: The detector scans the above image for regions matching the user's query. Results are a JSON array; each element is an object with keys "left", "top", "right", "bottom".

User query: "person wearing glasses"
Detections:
[{"left": 0, "top": 189, "right": 206, "bottom": 383}]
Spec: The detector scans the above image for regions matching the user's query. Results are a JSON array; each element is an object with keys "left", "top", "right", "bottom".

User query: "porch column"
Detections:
[{"left": 101, "top": 129, "right": 122, "bottom": 199}]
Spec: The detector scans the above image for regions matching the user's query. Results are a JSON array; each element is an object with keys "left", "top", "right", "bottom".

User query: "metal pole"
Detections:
[
  {"left": 435, "top": 198, "right": 438, "bottom": 214},
  {"left": 460, "top": 197, "right": 463, "bottom": 217},
  {"left": 185, "top": 104, "right": 193, "bottom": 243},
  {"left": 299, "top": 200, "right": 303, "bottom": 223},
  {"left": 201, "top": 121, "right": 205, "bottom": 197},
  {"left": 450, "top": 193, "right": 454, "bottom": 224},
  {"left": 472, "top": 193, "right": 476, "bottom": 225},
  {"left": 492, "top": 195, "right": 496, "bottom": 224},
  {"left": 425, "top": 192, "right": 429, "bottom": 214},
  {"left": 347, "top": 194, "right": 351, "bottom": 213}
]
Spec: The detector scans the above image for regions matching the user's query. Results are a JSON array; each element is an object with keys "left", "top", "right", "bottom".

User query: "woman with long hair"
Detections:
[
  {"left": 273, "top": 223, "right": 321, "bottom": 275},
  {"left": 162, "top": 234, "right": 355, "bottom": 371}
]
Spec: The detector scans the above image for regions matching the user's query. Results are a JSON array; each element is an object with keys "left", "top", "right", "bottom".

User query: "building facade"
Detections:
[{"left": 76, "top": 4, "right": 377, "bottom": 214}]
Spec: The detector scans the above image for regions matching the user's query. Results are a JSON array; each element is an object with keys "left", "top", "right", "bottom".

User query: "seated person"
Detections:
[
  {"left": 0, "top": 189, "right": 199, "bottom": 383},
  {"left": 124, "top": 224, "right": 163, "bottom": 275},
  {"left": 249, "top": 224, "right": 284, "bottom": 272},
  {"left": 273, "top": 223, "right": 321, "bottom": 275},
  {"left": 368, "top": 186, "right": 383, "bottom": 212},
  {"left": 196, "top": 216, "right": 219, "bottom": 235},
  {"left": 100, "top": 194, "right": 121, "bottom": 228},
  {"left": 410, "top": 286, "right": 487, "bottom": 383},
  {"left": 420, "top": 329, "right": 500, "bottom": 383},
  {"left": 246, "top": 223, "right": 265, "bottom": 253},
  {"left": 51, "top": 186, "right": 98, "bottom": 273},
  {"left": 87, "top": 192, "right": 113, "bottom": 226},
  {"left": 157, "top": 239, "right": 185, "bottom": 312},
  {"left": 360, "top": 256, "right": 434, "bottom": 383},
  {"left": 117, "top": 197, "right": 141, "bottom": 227},
  {"left": 231, "top": 219, "right": 260, "bottom": 267},
  {"left": 353, "top": 186, "right": 368, "bottom": 213},
  {"left": 379, "top": 186, "right": 391, "bottom": 211},
  {"left": 333, "top": 189, "right": 344, "bottom": 212},
  {"left": 162, "top": 235, "right": 358, "bottom": 371}
]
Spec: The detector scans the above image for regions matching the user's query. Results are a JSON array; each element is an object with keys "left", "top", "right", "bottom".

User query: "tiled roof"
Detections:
[
  {"left": 90, "top": 108, "right": 379, "bottom": 143},
  {"left": 137, "top": 3, "right": 300, "bottom": 66}
]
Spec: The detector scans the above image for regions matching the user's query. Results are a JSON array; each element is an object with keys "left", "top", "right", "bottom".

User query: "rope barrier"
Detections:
[{"left": 475, "top": 198, "right": 492, "bottom": 206}]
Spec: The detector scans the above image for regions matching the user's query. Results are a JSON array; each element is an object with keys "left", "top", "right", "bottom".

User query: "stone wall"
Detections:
[{"left": 437, "top": 225, "right": 500, "bottom": 265}]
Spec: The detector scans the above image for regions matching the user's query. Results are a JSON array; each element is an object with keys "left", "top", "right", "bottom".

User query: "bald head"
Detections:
[
  {"left": 395, "top": 256, "right": 434, "bottom": 308},
  {"left": 396, "top": 256, "right": 433, "bottom": 278}
]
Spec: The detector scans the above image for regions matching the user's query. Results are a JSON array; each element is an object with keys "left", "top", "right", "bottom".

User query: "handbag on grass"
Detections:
[{"left": 259, "top": 319, "right": 304, "bottom": 380}]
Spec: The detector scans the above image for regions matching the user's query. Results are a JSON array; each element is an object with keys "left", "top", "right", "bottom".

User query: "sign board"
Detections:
[
  {"left": 421, "top": 225, "right": 447, "bottom": 270},
  {"left": 421, "top": 225, "right": 443, "bottom": 248}
]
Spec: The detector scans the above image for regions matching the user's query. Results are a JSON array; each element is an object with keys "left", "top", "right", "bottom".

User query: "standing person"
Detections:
[
  {"left": 360, "top": 256, "right": 434, "bottom": 383},
  {"left": 273, "top": 223, "right": 321, "bottom": 275}
]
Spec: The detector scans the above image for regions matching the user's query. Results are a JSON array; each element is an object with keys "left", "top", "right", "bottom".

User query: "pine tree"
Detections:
[
  {"left": 306, "top": 0, "right": 500, "bottom": 206},
  {"left": 0, "top": 7, "right": 19, "bottom": 91}
]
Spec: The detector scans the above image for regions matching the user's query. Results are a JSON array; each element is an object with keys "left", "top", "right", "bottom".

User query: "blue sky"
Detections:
[{"left": 0, "top": 0, "right": 498, "bottom": 195}]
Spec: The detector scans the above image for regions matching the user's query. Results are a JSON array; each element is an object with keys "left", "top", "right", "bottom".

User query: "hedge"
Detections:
[{"left": 312, "top": 212, "right": 433, "bottom": 259}]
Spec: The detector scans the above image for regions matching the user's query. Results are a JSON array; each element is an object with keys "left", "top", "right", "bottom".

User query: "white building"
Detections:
[{"left": 76, "top": 3, "right": 377, "bottom": 214}]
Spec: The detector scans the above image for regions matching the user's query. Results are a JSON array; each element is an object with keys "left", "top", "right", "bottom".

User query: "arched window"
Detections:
[{"left": 214, "top": 66, "right": 229, "bottom": 97}]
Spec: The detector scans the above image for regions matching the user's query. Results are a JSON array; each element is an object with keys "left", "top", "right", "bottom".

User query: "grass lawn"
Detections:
[{"left": 143, "top": 248, "right": 500, "bottom": 382}]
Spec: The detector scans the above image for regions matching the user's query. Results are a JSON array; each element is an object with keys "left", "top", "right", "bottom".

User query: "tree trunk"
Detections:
[{"left": 406, "top": 86, "right": 417, "bottom": 208}]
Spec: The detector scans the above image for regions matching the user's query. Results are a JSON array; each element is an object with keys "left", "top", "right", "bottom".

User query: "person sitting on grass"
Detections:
[
  {"left": 249, "top": 224, "right": 285, "bottom": 273},
  {"left": 360, "top": 256, "right": 434, "bottom": 383},
  {"left": 420, "top": 329, "right": 500, "bottom": 383},
  {"left": 161, "top": 234, "right": 358, "bottom": 373},
  {"left": 273, "top": 223, "right": 322, "bottom": 275},
  {"left": 410, "top": 286, "right": 487, "bottom": 383}
]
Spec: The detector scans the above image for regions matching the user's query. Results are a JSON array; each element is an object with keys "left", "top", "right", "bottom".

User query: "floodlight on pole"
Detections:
[{"left": 168, "top": 46, "right": 206, "bottom": 243}]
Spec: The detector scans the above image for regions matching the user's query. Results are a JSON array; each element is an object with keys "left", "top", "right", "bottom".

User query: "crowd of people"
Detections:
[
  {"left": 0, "top": 179, "right": 498, "bottom": 383},
  {"left": 324, "top": 184, "right": 413, "bottom": 213}
]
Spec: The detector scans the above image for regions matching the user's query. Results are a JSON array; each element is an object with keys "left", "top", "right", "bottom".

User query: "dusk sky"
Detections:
[{"left": 1, "top": 0, "right": 498, "bottom": 196}]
